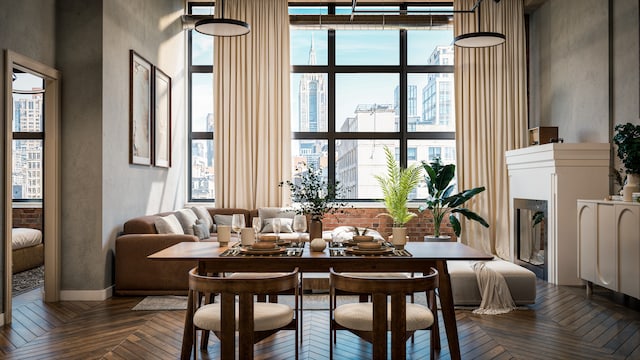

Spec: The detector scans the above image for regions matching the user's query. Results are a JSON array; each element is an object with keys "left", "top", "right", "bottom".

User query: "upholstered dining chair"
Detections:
[
  {"left": 188, "top": 268, "right": 300, "bottom": 360},
  {"left": 329, "top": 268, "right": 440, "bottom": 360}
]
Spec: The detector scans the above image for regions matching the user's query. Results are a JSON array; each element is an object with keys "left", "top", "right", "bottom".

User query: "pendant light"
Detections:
[
  {"left": 454, "top": 0, "right": 505, "bottom": 48},
  {"left": 195, "top": 0, "right": 250, "bottom": 37}
]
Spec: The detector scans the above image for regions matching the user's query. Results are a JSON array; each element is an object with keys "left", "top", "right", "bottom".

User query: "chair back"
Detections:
[
  {"left": 189, "top": 268, "right": 299, "bottom": 295},
  {"left": 330, "top": 268, "right": 438, "bottom": 295}
]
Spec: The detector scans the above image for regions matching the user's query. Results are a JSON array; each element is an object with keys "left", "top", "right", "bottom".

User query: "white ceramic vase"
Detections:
[
  {"left": 310, "top": 237, "right": 327, "bottom": 252},
  {"left": 623, "top": 173, "right": 639, "bottom": 202}
]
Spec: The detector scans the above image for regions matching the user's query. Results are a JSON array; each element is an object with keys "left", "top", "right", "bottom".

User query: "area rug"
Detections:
[
  {"left": 12, "top": 265, "right": 44, "bottom": 296},
  {"left": 132, "top": 293, "right": 429, "bottom": 311}
]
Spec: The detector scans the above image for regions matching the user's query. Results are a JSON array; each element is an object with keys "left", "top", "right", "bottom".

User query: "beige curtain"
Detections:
[
  {"left": 214, "top": 0, "right": 291, "bottom": 209},
  {"left": 454, "top": 0, "right": 527, "bottom": 258}
]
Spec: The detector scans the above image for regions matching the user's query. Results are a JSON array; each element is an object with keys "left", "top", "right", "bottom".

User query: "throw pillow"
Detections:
[
  {"left": 154, "top": 214, "right": 184, "bottom": 235},
  {"left": 191, "top": 206, "right": 214, "bottom": 231},
  {"left": 258, "top": 207, "right": 296, "bottom": 231},
  {"left": 213, "top": 214, "right": 233, "bottom": 229},
  {"left": 175, "top": 208, "right": 199, "bottom": 235},
  {"left": 261, "top": 218, "right": 294, "bottom": 233},
  {"left": 193, "top": 219, "right": 211, "bottom": 240}
]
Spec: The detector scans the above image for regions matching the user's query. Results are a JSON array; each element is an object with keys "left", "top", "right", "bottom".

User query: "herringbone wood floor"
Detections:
[{"left": 2, "top": 280, "right": 640, "bottom": 359}]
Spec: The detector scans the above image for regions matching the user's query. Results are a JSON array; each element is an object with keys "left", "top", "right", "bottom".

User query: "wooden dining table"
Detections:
[{"left": 148, "top": 240, "right": 493, "bottom": 360}]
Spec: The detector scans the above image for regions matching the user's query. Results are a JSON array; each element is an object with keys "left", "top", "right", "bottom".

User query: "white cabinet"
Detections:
[{"left": 577, "top": 200, "right": 640, "bottom": 298}]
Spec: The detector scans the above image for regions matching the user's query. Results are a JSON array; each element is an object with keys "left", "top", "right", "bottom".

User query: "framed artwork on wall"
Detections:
[
  {"left": 129, "top": 50, "right": 152, "bottom": 166},
  {"left": 154, "top": 67, "right": 172, "bottom": 168}
]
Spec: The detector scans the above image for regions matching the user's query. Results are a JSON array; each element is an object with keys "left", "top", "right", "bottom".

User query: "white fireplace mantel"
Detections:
[{"left": 506, "top": 143, "right": 610, "bottom": 285}]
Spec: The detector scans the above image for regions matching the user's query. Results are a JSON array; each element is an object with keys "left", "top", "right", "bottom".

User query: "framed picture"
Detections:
[
  {"left": 154, "top": 67, "right": 172, "bottom": 168},
  {"left": 129, "top": 50, "right": 152, "bottom": 166}
]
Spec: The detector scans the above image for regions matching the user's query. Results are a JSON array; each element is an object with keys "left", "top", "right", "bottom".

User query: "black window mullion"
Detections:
[
  {"left": 327, "top": 28, "right": 336, "bottom": 186},
  {"left": 399, "top": 28, "right": 408, "bottom": 169}
]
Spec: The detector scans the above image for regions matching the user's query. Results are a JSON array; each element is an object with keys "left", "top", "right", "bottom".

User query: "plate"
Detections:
[
  {"left": 345, "top": 246, "right": 394, "bottom": 255},
  {"left": 276, "top": 240, "right": 291, "bottom": 247},
  {"left": 241, "top": 247, "right": 286, "bottom": 255}
]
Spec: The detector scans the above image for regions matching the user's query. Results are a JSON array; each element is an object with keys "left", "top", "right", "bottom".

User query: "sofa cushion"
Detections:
[
  {"left": 191, "top": 206, "right": 214, "bottom": 231},
  {"left": 262, "top": 218, "right": 294, "bottom": 233},
  {"left": 175, "top": 208, "right": 199, "bottom": 235},
  {"left": 213, "top": 214, "right": 233, "bottom": 228},
  {"left": 193, "top": 219, "right": 211, "bottom": 240},
  {"left": 154, "top": 214, "right": 184, "bottom": 234},
  {"left": 258, "top": 207, "right": 296, "bottom": 231}
]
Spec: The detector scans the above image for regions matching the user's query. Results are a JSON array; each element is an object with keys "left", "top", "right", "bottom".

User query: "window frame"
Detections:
[
  {"left": 188, "top": 1, "right": 215, "bottom": 203},
  {"left": 290, "top": 3, "right": 455, "bottom": 202}
]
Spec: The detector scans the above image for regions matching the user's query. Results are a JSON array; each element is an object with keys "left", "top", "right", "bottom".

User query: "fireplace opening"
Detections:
[{"left": 514, "top": 198, "right": 548, "bottom": 280}]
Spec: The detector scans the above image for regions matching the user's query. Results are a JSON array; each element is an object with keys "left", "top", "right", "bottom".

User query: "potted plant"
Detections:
[
  {"left": 419, "top": 157, "right": 489, "bottom": 241},
  {"left": 280, "top": 163, "right": 349, "bottom": 240},
  {"left": 613, "top": 122, "right": 640, "bottom": 201},
  {"left": 374, "top": 146, "right": 422, "bottom": 249}
]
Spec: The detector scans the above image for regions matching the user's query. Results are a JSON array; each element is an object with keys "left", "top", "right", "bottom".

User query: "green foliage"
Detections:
[
  {"left": 374, "top": 147, "right": 422, "bottom": 227},
  {"left": 419, "top": 157, "right": 489, "bottom": 237},
  {"left": 613, "top": 123, "right": 640, "bottom": 174},
  {"left": 279, "top": 164, "right": 349, "bottom": 221}
]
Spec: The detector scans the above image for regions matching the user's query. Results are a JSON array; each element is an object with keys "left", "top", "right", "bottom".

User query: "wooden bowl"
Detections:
[
  {"left": 252, "top": 241, "right": 277, "bottom": 249},
  {"left": 352, "top": 235, "right": 375, "bottom": 243},
  {"left": 357, "top": 241, "right": 381, "bottom": 250},
  {"left": 259, "top": 234, "right": 279, "bottom": 242}
]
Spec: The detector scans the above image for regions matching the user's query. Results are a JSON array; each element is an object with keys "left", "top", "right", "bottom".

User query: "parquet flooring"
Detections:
[{"left": 2, "top": 279, "right": 640, "bottom": 359}]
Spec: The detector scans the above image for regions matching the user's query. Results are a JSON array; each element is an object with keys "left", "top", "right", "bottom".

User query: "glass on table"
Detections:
[
  {"left": 231, "top": 214, "right": 245, "bottom": 243},
  {"left": 292, "top": 214, "right": 307, "bottom": 243},
  {"left": 252, "top": 217, "right": 262, "bottom": 241},
  {"left": 272, "top": 218, "right": 282, "bottom": 239}
]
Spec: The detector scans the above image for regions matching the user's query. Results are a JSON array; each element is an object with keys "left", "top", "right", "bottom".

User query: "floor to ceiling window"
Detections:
[
  {"left": 187, "top": 2, "right": 455, "bottom": 203},
  {"left": 290, "top": 4, "right": 455, "bottom": 201},
  {"left": 188, "top": 2, "right": 215, "bottom": 202}
]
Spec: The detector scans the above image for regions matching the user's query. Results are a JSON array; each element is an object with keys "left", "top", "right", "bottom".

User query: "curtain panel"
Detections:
[
  {"left": 214, "top": 0, "right": 291, "bottom": 209},
  {"left": 454, "top": 0, "right": 528, "bottom": 258}
]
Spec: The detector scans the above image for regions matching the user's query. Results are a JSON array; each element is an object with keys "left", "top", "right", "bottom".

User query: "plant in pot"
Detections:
[
  {"left": 419, "top": 157, "right": 489, "bottom": 241},
  {"left": 280, "top": 163, "right": 349, "bottom": 243},
  {"left": 374, "top": 146, "right": 422, "bottom": 249},
  {"left": 613, "top": 122, "right": 640, "bottom": 201}
]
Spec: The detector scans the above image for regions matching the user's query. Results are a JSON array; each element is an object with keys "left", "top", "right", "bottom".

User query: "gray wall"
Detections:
[
  {"left": 56, "top": 0, "right": 186, "bottom": 291},
  {"left": 0, "top": 0, "right": 56, "bottom": 306},
  {"left": 529, "top": 0, "right": 640, "bottom": 143}
]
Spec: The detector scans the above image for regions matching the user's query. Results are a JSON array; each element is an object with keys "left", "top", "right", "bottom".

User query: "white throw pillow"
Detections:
[
  {"left": 191, "top": 206, "right": 214, "bottom": 231},
  {"left": 258, "top": 207, "right": 296, "bottom": 232},
  {"left": 154, "top": 214, "right": 185, "bottom": 234},
  {"left": 175, "top": 208, "right": 199, "bottom": 235},
  {"left": 262, "top": 218, "right": 294, "bottom": 233}
]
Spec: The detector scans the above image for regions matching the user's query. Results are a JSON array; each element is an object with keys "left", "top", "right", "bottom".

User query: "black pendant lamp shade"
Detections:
[{"left": 194, "top": 0, "right": 250, "bottom": 37}]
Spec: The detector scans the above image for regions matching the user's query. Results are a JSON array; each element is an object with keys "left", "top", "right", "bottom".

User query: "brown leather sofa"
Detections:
[{"left": 115, "top": 208, "right": 255, "bottom": 296}]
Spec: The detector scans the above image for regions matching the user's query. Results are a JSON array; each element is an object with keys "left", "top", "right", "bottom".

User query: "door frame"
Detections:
[{"left": 4, "top": 50, "right": 61, "bottom": 324}]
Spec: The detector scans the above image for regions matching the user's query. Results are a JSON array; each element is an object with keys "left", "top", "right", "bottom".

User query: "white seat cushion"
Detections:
[
  {"left": 194, "top": 302, "right": 293, "bottom": 332},
  {"left": 226, "top": 272, "right": 289, "bottom": 279},
  {"left": 334, "top": 302, "right": 433, "bottom": 332},
  {"left": 339, "top": 272, "right": 412, "bottom": 279},
  {"left": 447, "top": 259, "right": 537, "bottom": 306}
]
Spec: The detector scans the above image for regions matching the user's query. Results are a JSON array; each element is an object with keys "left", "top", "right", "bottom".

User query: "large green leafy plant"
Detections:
[
  {"left": 613, "top": 122, "right": 640, "bottom": 174},
  {"left": 280, "top": 164, "right": 349, "bottom": 221},
  {"left": 419, "top": 157, "right": 489, "bottom": 237},
  {"left": 374, "top": 147, "right": 422, "bottom": 226}
]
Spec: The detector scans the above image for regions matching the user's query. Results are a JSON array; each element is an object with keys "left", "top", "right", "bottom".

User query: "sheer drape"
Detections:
[
  {"left": 214, "top": 0, "right": 291, "bottom": 209},
  {"left": 454, "top": 0, "right": 527, "bottom": 258}
]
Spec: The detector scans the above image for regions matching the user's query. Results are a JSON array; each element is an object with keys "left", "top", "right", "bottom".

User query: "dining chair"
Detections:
[
  {"left": 188, "top": 268, "right": 300, "bottom": 360},
  {"left": 329, "top": 268, "right": 440, "bottom": 360}
]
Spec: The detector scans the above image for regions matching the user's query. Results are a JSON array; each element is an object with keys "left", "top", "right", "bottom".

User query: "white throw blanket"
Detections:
[{"left": 470, "top": 261, "right": 516, "bottom": 315}]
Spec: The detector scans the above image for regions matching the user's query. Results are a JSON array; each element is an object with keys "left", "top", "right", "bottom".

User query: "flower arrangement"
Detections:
[{"left": 279, "top": 163, "right": 349, "bottom": 221}]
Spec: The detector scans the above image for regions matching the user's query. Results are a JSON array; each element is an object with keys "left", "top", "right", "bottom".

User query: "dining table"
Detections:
[{"left": 148, "top": 240, "right": 493, "bottom": 360}]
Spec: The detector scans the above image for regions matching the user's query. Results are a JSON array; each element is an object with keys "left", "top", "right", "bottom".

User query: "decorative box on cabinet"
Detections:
[{"left": 577, "top": 200, "right": 640, "bottom": 298}]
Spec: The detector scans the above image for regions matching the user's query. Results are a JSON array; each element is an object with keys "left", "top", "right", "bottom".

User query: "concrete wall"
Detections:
[
  {"left": 529, "top": 0, "right": 640, "bottom": 144},
  {"left": 56, "top": 0, "right": 186, "bottom": 292},
  {"left": 0, "top": 0, "right": 56, "bottom": 307},
  {"left": 101, "top": 0, "right": 186, "bottom": 289}
]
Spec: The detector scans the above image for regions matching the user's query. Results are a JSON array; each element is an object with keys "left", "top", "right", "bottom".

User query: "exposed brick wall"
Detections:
[
  {"left": 321, "top": 207, "right": 456, "bottom": 242},
  {"left": 12, "top": 207, "right": 43, "bottom": 230}
]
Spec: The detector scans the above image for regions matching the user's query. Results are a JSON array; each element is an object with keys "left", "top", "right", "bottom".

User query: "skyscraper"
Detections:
[
  {"left": 13, "top": 93, "right": 44, "bottom": 199},
  {"left": 298, "top": 37, "right": 327, "bottom": 168}
]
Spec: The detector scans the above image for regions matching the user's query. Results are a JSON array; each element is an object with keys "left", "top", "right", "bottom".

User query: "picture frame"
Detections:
[
  {"left": 154, "top": 67, "right": 172, "bottom": 168},
  {"left": 129, "top": 50, "right": 153, "bottom": 166}
]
